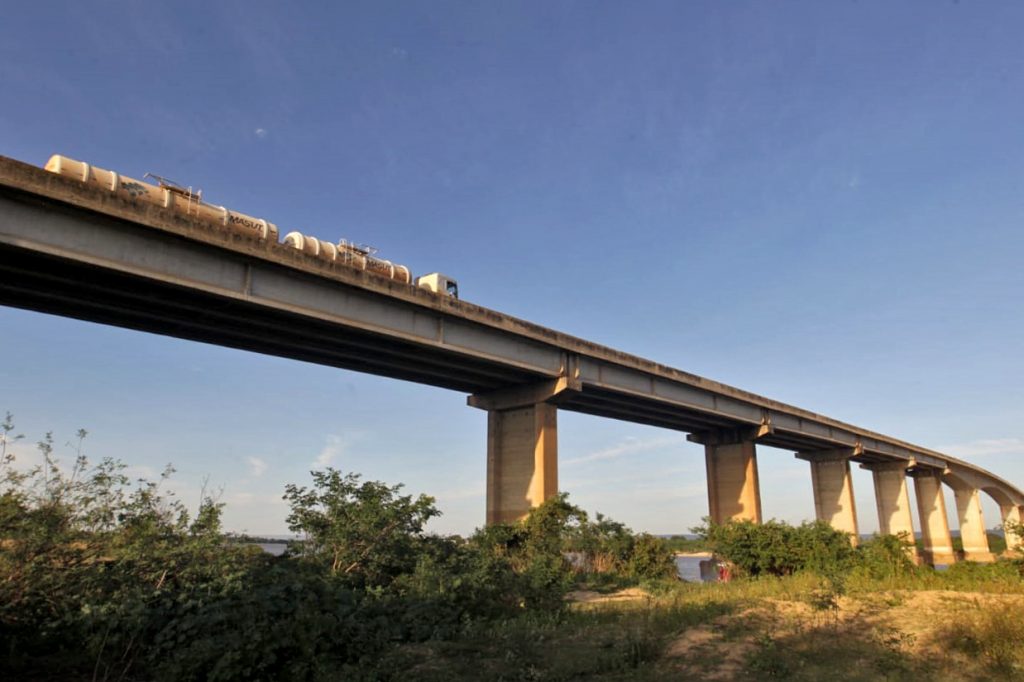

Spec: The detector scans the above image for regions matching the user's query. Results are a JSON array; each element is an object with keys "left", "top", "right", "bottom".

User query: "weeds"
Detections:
[
  {"left": 940, "top": 601, "right": 1024, "bottom": 678},
  {"left": 747, "top": 632, "right": 791, "bottom": 678}
]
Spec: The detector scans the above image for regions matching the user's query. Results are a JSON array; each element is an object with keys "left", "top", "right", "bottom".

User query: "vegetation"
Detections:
[
  {"left": 0, "top": 417, "right": 676, "bottom": 680},
  {"left": 2, "top": 415, "right": 1023, "bottom": 680},
  {"left": 695, "top": 517, "right": 861, "bottom": 577}
]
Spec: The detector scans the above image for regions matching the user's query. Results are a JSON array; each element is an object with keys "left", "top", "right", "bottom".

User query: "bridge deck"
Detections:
[{"left": 0, "top": 154, "right": 1019, "bottom": 504}]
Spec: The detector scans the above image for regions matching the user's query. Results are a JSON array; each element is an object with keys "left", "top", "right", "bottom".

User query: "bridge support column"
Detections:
[
  {"left": 910, "top": 468, "right": 956, "bottom": 566},
  {"left": 689, "top": 428, "right": 764, "bottom": 524},
  {"left": 468, "top": 369, "right": 581, "bottom": 525},
  {"left": 1000, "top": 504, "right": 1024, "bottom": 556},
  {"left": 796, "top": 448, "right": 859, "bottom": 545},
  {"left": 862, "top": 461, "right": 917, "bottom": 559},
  {"left": 863, "top": 461, "right": 915, "bottom": 537},
  {"left": 483, "top": 403, "right": 558, "bottom": 525},
  {"left": 951, "top": 487, "right": 995, "bottom": 563}
]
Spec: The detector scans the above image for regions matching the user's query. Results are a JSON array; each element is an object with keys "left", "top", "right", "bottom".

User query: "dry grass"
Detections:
[{"left": 373, "top": 577, "right": 1024, "bottom": 680}]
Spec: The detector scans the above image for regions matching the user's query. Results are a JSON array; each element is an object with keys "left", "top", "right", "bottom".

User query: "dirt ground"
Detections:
[
  {"left": 567, "top": 586, "right": 1024, "bottom": 680},
  {"left": 662, "top": 590, "right": 1024, "bottom": 680}
]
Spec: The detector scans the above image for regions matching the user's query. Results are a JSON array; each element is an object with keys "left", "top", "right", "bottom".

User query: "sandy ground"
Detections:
[
  {"left": 664, "top": 590, "right": 1024, "bottom": 680},
  {"left": 565, "top": 587, "right": 651, "bottom": 603},
  {"left": 567, "top": 587, "right": 1024, "bottom": 679}
]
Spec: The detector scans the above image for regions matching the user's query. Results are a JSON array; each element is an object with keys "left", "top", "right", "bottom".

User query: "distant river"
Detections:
[
  {"left": 675, "top": 553, "right": 713, "bottom": 582},
  {"left": 257, "top": 543, "right": 288, "bottom": 556}
]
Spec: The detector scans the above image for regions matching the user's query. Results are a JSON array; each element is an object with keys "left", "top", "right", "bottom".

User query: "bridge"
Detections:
[{"left": 1, "top": 154, "right": 1021, "bottom": 565}]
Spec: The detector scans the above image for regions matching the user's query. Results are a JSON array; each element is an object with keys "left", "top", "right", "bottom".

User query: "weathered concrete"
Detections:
[
  {"left": 951, "top": 487, "right": 995, "bottom": 563},
  {"left": 700, "top": 435, "right": 762, "bottom": 524},
  {"left": 1001, "top": 504, "right": 1024, "bottom": 556},
  {"left": 863, "top": 461, "right": 916, "bottom": 537},
  {"left": 910, "top": 469, "right": 957, "bottom": 566},
  {"left": 485, "top": 403, "right": 558, "bottom": 525},
  {"left": 861, "top": 461, "right": 918, "bottom": 560},
  {"left": 797, "top": 448, "right": 859, "bottom": 544},
  {"left": 471, "top": 376, "right": 578, "bottom": 524}
]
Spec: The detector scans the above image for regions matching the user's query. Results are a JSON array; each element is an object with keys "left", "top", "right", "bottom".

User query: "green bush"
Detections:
[
  {"left": 695, "top": 518, "right": 856, "bottom": 577},
  {"left": 854, "top": 532, "right": 917, "bottom": 580},
  {"left": 283, "top": 469, "right": 439, "bottom": 589},
  {"left": 628, "top": 533, "right": 677, "bottom": 580}
]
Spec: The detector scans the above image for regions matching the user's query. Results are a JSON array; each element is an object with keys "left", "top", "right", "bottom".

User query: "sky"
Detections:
[{"left": 1, "top": 1, "right": 1023, "bottom": 537}]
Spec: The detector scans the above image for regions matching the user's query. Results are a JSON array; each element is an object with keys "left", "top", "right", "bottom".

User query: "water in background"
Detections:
[
  {"left": 675, "top": 553, "right": 714, "bottom": 582},
  {"left": 257, "top": 543, "right": 288, "bottom": 556}
]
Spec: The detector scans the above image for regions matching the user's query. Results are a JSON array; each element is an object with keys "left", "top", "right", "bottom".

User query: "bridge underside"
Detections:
[
  {"left": 555, "top": 386, "right": 901, "bottom": 464},
  {"left": 0, "top": 243, "right": 542, "bottom": 394}
]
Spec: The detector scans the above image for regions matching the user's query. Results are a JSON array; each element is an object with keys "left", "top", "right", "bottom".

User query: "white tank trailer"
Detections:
[{"left": 43, "top": 155, "right": 458, "bottom": 298}]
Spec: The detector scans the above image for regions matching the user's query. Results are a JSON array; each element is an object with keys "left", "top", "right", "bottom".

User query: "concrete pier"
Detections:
[
  {"left": 1001, "top": 504, "right": 1023, "bottom": 555},
  {"left": 469, "top": 374, "right": 579, "bottom": 525},
  {"left": 693, "top": 430, "right": 763, "bottom": 524},
  {"left": 862, "top": 460, "right": 917, "bottom": 559},
  {"left": 910, "top": 469, "right": 956, "bottom": 566},
  {"left": 484, "top": 403, "right": 558, "bottom": 524},
  {"left": 951, "top": 486, "right": 995, "bottom": 563},
  {"left": 797, "top": 448, "right": 859, "bottom": 544}
]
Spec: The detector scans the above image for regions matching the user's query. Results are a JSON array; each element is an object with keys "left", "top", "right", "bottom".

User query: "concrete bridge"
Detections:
[{"left": 0, "top": 154, "right": 1021, "bottom": 565}]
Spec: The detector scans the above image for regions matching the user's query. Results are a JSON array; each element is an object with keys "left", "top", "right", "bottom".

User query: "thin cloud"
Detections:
[
  {"left": 941, "top": 438, "right": 1024, "bottom": 458},
  {"left": 313, "top": 435, "right": 345, "bottom": 468},
  {"left": 564, "top": 436, "right": 685, "bottom": 466},
  {"left": 254, "top": 128, "right": 268, "bottom": 139},
  {"left": 247, "top": 457, "right": 268, "bottom": 477}
]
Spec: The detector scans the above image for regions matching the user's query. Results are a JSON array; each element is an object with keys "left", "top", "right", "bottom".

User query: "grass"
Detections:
[
  {"left": 938, "top": 600, "right": 1024, "bottom": 677},
  {"left": 363, "top": 563, "right": 1024, "bottom": 681}
]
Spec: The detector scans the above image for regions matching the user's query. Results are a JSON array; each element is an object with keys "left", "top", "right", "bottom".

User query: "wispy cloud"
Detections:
[
  {"left": 313, "top": 435, "right": 345, "bottom": 468},
  {"left": 247, "top": 457, "right": 268, "bottom": 477},
  {"left": 564, "top": 436, "right": 685, "bottom": 466},
  {"left": 254, "top": 128, "right": 268, "bottom": 139},
  {"left": 941, "top": 438, "right": 1024, "bottom": 459}
]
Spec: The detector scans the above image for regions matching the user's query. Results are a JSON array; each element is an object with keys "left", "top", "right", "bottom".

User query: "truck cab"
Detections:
[{"left": 415, "top": 272, "right": 459, "bottom": 298}]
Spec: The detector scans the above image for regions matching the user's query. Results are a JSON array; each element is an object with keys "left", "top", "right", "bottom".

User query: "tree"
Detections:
[{"left": 283, "top": 468, "right": 439, "bottom": 588}]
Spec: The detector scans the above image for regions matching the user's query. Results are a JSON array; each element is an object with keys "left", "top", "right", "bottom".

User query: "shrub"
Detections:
[
  {"left": 695, "top": 518, "right": 856, "bottom": 577},
  {"left": 283, "top": 469, "right": 439, "bottom": 588},
  {"left": 628, "top": 533, "right": 677, "bottom": 580},
  {"left": 855, "top": 532, "right": 917, "bottom": 580}
]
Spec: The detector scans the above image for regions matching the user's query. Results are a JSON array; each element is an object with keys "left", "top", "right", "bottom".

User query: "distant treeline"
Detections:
[{"left": 661, "top": 535, "right": 710, "bottom": 553}]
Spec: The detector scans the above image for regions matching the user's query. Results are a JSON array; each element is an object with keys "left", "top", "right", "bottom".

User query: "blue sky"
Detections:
[{"left": 2, "top": 2, "right": 1023, "bottom": 536}]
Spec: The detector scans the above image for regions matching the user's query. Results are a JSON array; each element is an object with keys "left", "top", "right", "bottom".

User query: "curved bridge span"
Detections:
[{"left": 0, "top": 155, "right": 1020, "bottom": 564}]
